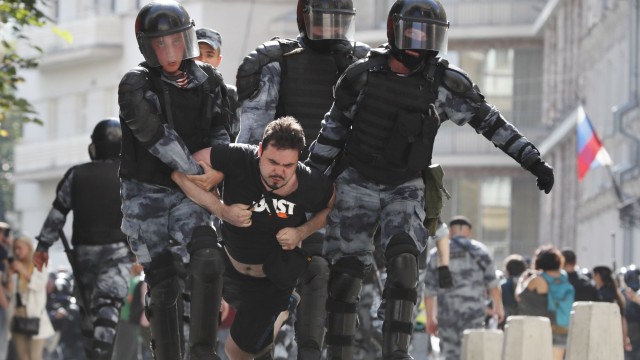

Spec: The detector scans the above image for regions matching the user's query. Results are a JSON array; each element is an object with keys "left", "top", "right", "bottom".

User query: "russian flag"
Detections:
[{"left": 576, "top": 106, "right": 612, "bottom": 181}]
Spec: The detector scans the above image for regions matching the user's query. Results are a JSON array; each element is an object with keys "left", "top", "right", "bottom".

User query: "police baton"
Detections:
[{"left": 58, "top": 229, "right": 91, "bottom": 318}]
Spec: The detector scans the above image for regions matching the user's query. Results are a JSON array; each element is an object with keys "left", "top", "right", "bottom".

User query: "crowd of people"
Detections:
[{"left": 0, "top": 0, "right": 570, "bottom": 359}]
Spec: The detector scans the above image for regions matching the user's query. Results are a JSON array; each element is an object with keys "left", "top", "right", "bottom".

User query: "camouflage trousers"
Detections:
[
  {"left": 438, "top": 316, "right": 484, "bottom": 360},
  {"left": 324, "top": 167, "right": 428, "bottom": 266},
  {"left": 75, "top": 243, "right": 132, "bottom": 357},
  {"left": 120, "top": 179, "right": 212, "bottom": 264},
  {"left": 120, "top": 179, "right": 213, "bottom": 358}
]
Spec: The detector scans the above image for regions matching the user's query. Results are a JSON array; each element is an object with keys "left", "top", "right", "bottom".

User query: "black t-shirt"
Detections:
[{"left": 211, "top": 143, "right": 333, "bottom": 264}]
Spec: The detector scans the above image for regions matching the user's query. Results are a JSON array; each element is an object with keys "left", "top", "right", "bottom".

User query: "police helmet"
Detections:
[
  {"left": 387, "top": 0, "right": 449, "bottom": 53},
  {"left": 297, "top": 0, "right": 356, "bottom": 42},
  {"left": 135, "top": 0, "right": 199, "bottom": 67},
  {"left": 89, "top": 118, "right": 121, "bottom": 161}
]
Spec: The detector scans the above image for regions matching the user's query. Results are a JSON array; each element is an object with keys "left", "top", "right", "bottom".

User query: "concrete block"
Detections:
[
  {"left": 502, "top": 316, "right": 553, "bottom": 360},
  {"left": 566, "top": 301, "right": 624, "bottom": 360},
  {"left": 460, "top": 329, "right": 503, "bottom": 360}
]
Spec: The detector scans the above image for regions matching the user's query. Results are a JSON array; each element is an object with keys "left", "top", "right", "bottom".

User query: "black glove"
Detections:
[
  {"left": 438, "top": 265, "right": 453, "bottom": 289},
  {"left": 529, "top": 160, "right": 554, "bottom": 194}
]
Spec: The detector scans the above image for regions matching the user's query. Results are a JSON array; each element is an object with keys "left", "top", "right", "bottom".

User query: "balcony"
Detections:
[
  {"left": 13, "top": 136, "right": 89, "bottom": 181},
  {"left": 27, "top": 15, "right": 124, "bottom": 71}
]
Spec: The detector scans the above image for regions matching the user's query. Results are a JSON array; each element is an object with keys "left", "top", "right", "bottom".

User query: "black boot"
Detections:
[
  {"left": 382, "top": 253, "right": 419, "bottom": 360},
  {"left": 325, "top": 273, "right": 363, "bottom": 360},
  {"left": 145, "top": 251, "right": 185, "bottom": 360},
  {"left": 188, "top": 226, "right": 225, "bottom": 360}
]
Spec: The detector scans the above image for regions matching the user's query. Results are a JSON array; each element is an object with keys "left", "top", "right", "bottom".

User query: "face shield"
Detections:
[
  {"left": 138, "top": 26, "right": 199, "bottom": 68},
  {"left": 393, "top": 17, "right": 449, "bottom": 53},
  {"left": 303, "top": 8, "right": 355, "bottom": 41}
]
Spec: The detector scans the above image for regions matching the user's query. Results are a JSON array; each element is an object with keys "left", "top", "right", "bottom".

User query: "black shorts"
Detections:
[{"left": 223, "top": 258, "right": 294, "bottom": 354}]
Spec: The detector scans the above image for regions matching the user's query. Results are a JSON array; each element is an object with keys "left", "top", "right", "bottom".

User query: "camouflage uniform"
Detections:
[
  {"left": 306, "top": 45, "right": 548, "bottom": 358},
  {"left": 36, "top": 160, "right": 131, "bottom": 359},
  {"left": 118, "top": 59, "right": 230, "bottom": 360},
  {"left": 424, "top": 236, "right": 499, "bottom": 360}
]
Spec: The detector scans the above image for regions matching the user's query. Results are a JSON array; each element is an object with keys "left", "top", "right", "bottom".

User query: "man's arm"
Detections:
[
  {"left": 276, "top": 187, "right": 336, "bottom": 250},
  {"left": 489, "top": 286, "right": 505, "bottom": 323},
  {"left": 236, "top": 62, "right": 281, "bottom": 144},
  {"left": 34, "top": 167, "right": 74, "bottom": 271},
  {"left": 438, "top": 66, "right": 554, "bottom": 193},
  {"left": 306, "top": 68, "right": 363, "bottom": 172}
]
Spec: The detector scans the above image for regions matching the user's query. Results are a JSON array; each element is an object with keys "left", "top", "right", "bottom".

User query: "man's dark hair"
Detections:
[
  {"left": 504, "top": 254, "right": 527, "bottom": 278},
  {"left": 262, "top": 116, "right": 306, "bottom": 154},
  {"left": 534, "top": 245, "right": 563, "bottom": 271},
  {"left": 561, "top": 249, "right": 577, "bottom": 266}
]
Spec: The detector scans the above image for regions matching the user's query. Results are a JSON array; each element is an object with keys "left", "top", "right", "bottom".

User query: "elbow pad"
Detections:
[{"left": 118, "top": 68, "right": 163, "bottom": 145}]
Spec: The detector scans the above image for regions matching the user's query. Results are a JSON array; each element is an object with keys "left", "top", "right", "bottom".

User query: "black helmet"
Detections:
[
  {"left": 387, "top": 0, "right": 449, "bottom": 53},
  {"left": 296, "top": 0, "right": 356, "bottom": 42},
  {"left": 135, "top": 0, "right": 199, "bottom": 67},
  {"left": 89, "top": 118, "right": 121, "bottom": 161}
]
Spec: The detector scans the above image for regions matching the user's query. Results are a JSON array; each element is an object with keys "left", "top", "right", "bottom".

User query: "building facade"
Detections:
[
  {"left": 14, "top": 0, "right": 560, "bottom": 268},
  {"left": 538, "top": 0, "right": 640, "bottom": 268}
]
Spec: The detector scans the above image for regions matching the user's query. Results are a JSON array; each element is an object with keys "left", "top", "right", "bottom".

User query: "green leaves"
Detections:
[{"left": 0, "top": 0, "right": 50, "bottom": 125}]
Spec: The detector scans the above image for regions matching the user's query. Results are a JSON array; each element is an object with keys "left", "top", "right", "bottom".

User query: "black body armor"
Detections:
[{"left": 70, "top": 161, "right": 126, "bottom": 246}]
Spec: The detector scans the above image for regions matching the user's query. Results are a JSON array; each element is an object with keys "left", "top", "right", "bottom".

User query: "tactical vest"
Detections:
[
  {"left": 120, "top": 62, "right": 224, "bottom": 188},
  {"left": 347, "top": 52, "right": 442, "bottom": 185},
  {"left": 276, "top": 49, "right": 341, "bottom": 157},
  {"left": 71, "top": 161, "right": 126, "bottom": 246}
]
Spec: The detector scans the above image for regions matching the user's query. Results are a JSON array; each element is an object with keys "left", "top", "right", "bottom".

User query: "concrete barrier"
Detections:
[
  {"left": 460, "top": 329, "right": 503, "bottom": 360},
  {"left": 502, "top": 316, "right": 553, "bottom": 360},
  {"left": 566, "top": 301, "right": 624, "bottom": 360}
]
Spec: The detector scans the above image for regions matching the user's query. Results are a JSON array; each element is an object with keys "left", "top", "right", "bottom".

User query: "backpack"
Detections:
[{"left": 541, "top": 271, "right": 575, "bottom": 328}]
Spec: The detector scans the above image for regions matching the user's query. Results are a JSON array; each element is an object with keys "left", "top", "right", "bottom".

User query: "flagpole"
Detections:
[{"left": 605, "top": 164, "right": 625, "bottom": 203}]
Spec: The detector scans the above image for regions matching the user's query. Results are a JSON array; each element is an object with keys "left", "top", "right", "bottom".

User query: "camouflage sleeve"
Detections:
[
  {"left": 119, "top": 68, "right": 201, "bottom": 175},
  {"left": 236, "top": 62, "right": 281, "bottom": 145},
  {"left": 436, "top": 65, "right": 542, "bottom": 170},
  {"left": 423, "top": 249, "right": 440, "bottom": 297},
  {"left": 306, "top": 69, "right": 362, "bottom": 172},
  {"left": 35, "top": 167, "right": 75, "bottom": 250},
  {"left": 147, "top": 125, "right": 202, "bottom": 175},
  {"left": 474, "top": 242, "right": 500, "bottom": 289}
]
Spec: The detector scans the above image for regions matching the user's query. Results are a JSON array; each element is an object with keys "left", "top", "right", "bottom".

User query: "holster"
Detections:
[{"left": 421, "top": 164, "right": 450, "bottom": 235}]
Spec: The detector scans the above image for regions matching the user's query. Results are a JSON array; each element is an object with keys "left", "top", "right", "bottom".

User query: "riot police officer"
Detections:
[
  {"left": 305, "top": 0, "right": 554, "bottom": 358},
  {"left": 235, "top": 1, "right": 369, "bottom": 358},
  {"left": 117, "top": 1, "right": 229, "bottom": 359},
  {"left": 34, "top": 119, "right": 132, "bottom": 360}
]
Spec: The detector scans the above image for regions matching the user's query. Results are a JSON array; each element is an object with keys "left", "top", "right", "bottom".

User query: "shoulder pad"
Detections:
[
  {"left": 199, "top": 62, "right": 225, "bottom": 88},
  {"left": 119, "top": 66, "right": 149, "bottom": 92},
  {"left": 352, "top": 42, "right": 372, "bottom": 60},
  {"left": 442, "top": 63, "right": 473, "bottom": 94},
  {"left": 441, "top": 63, "right": 485, "bottom": 102},
  {"left": 236, "top": 38, "right": 301, "bottom": 101}
]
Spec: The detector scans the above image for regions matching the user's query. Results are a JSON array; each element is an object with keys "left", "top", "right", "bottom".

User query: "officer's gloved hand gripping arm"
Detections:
[
  {"left": 442, "top": 66, "right": 554, "bottom": 194},
  {"left": 118, "top": 68, "right": 202, "bottom": 175}
]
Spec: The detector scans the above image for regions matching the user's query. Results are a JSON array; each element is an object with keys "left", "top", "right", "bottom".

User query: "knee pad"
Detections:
[
  {"left": 144, "top": 250, "right": 179, "bottom": 289},
  {"left": 386, "top": 253, "right": 418, "bottom": 290},
  {"left": 188, "top": 226, "right": 225, "bottom": 278},
  {"left": 385, "top": 232, "right": 420, "bottom": 262}
]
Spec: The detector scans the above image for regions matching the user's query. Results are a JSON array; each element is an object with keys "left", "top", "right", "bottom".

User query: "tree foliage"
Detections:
[
  {"left": 1, "top": 0, "right": 50, "bottom": 126},
  {"left": 0, "top": 0, "right": 50, "bottom": 220}
]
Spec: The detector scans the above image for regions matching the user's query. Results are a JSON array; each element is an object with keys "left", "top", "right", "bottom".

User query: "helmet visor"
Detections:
[
  {"left": 304, "top": 8, "right": 355, "bottom": 41},
  {"left": 139, "top": 27, "right": 199, "bottom": 67},
  {"left": 393, "top": 18, "right": 448, "bottom": 53}
]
